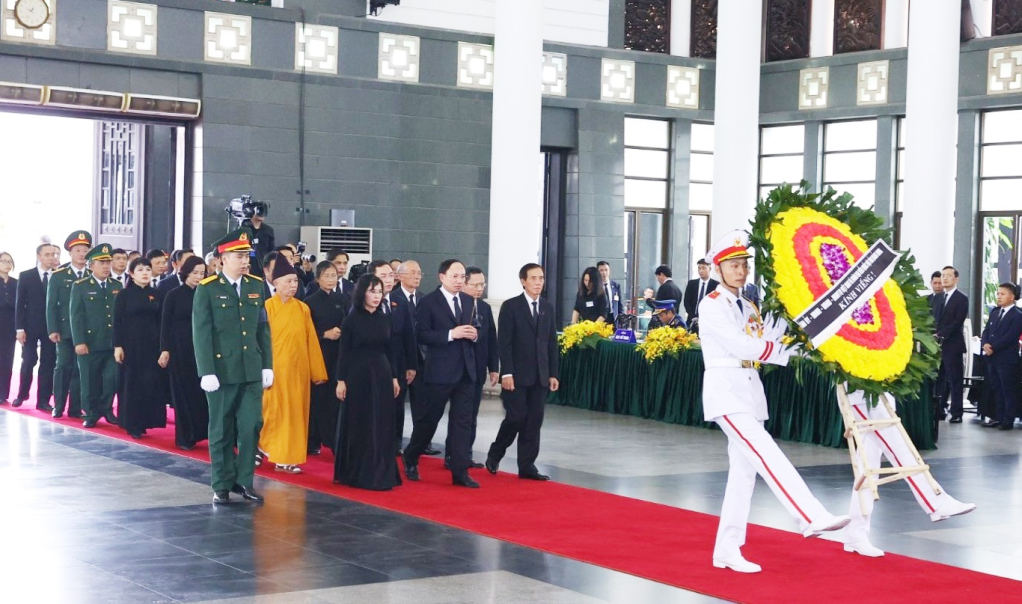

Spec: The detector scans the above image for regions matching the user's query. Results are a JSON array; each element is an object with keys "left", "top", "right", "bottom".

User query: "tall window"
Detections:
[
  {"left": 625, "top": 0, "right": 671, "bottom": 54},
  {"left": 834, "top": 0, "right": 883, "bottom": 54},
  {"left": 894, "top": 117, "right": 906, "bottom": 247},
  {"left": 759, "top": 124, "right": 805, "bottom": 199},
  {"left": 978, "top": 109, "right": 1022, "bottom": 310},
  {"left": 690, "top": 0, "right": 718, "bottom": 59},
  {"left": 765, "top": 0, "right": 811, "bottom": 62},
  {"left": 624, "top": 117, "right": 671, "bottom": 310},
  {"left": 689, "top": 123, "right": 713, "bottom": 278},
  {"left": 994, "top": 1, "right": 1022, "bottom": 36},
  {"left": 823, "top": 119, "right": 877, "bottom": 208}
]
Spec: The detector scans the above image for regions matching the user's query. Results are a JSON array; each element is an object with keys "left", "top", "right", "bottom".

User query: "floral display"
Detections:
[
  {"left": 558, "top": 320, "right": 615, "bottom": 354},
  {"left": 636, "top": 326, "right": 699, "bottom": 364},
  {"left": 750, "top": 182, "right": 939, "bottom": 403}
]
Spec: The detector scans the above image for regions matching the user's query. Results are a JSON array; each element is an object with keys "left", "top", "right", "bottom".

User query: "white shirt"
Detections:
[
  {"left": 70, "top": 264, "right": 87, "bottom": 280},
  {"left": 698, "top": 285, "right": 791, "bottom": 422},
  {"left": 402, "top": 286, "right": 417, "bottom": 306}
]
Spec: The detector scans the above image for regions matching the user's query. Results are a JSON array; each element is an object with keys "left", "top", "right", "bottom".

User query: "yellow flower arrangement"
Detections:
[
  {"left": 559, "top": 320, "right": 615, "bottom": 354},
  {"left": 636, "top": 326, "right": 699, "bottom": 363}
]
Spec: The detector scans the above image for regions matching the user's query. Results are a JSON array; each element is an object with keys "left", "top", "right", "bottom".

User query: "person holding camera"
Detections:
[{"left": 243, "top": 211, "right": 274, "bottom": 267}]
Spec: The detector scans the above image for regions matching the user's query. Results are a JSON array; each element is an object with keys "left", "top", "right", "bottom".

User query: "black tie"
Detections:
[
  {"left": 235, "top": 282, "right": 241, "bottom": 298},
  {"left": 453, "top": 295, "right": 462, "bottom": 322},
  {"left": 409, "top": 293, "right": 415, "bottom": 308},
  {"left": 698, "top": 281, "right": 706, "bottom": 302},
  {"left": 532, "top": 300, "right": 539, "bottom": 321},
  {"left": 42, "top": 272, "right": 49, "bottom": 288},
  {"left": 736, "top": 299, "right": 743, "bottom": 313},
  {"left": 100, "top": 282, "right": 105, "bottom": 291}
]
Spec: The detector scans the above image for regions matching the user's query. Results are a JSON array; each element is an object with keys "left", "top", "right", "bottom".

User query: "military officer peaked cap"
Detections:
[
  {"left": 212, "top": 227, "right": 255, "bottom": 255},
  {"left": 706, "top": 229, "right": 753, "bottom": 265},
  {"left": 652, "top": 299, "right": 677, "bottom": 314},
  {"left": 86, "top": 244, "right": 114, "bottom": 262},
  {"left": 64, "top": 230, "right": 93, "bottom": 251}
]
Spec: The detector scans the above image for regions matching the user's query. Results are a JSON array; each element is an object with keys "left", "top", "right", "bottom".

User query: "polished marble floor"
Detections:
[{"left": 1, "top": 395, "right": 1020, "bottom": 603}]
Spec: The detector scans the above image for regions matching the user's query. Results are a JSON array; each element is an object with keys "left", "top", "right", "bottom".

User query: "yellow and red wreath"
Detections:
[{"left": 750, "top": 183, "right": 938, "bottom": 401}]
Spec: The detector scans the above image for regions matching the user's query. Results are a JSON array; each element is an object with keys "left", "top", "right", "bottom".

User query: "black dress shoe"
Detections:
[
  {"left": 0, "top": 399, "right": 8, "bottom": 405},
  {"left": 103, "top": 413, "right": 118, "bottom": 425},
  {"left": 949, "top": 416, "right": 963, "bottom": 424},
  {"left": 452, "top": 474, "right": 480, "bottom": 488},
  {"left": 998, "top": 423, "right": 1013, "bottom": 431},
  {"left": 11, "top": 398, "right": 24, "bottom": 408},
  {"left": 36, "top": 403, "right": 54, "bottom": 412},
  {"left": 69, "top": 410, "right": 85, "bottom": 418},
  {"left": 212, "top": 491, "right": 230, "bottom": 504},
  {"left": 469, "top": 461, "right": 484, "bottom": 469},
  {"left": 307, "top": 447, "right": 321, "bottom": 455},
  {"left": 51, "top": 411, "right": 63, "bottom": 419},
  {"left": 423, "top": 447, "right": 441, "bottom": 456},
  {"left": 128, "top": 431, "right": 142, "bottom": 439},
  {"left": 83, "top": 418, "right": 98, "bottom": 428},
  {"left": 981, "top": 420, "right": 1001, "bottom": 428},
  {"left": 405, "top": 464, "right": 420, "bottom": 481},
  {"left": 484, "top": 457, "right": 498, "bottom": 475},
  {"left": 519, "top": 472, "right": 551, "bottom": 481},
  {"left": 177, "top": 443, "right": 195, "bottom": 451},
  {"left": 231, "top": 484, "right": 265, "bottom": 501}
]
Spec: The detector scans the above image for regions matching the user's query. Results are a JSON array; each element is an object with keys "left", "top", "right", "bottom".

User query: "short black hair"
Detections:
[
  {"left": 466, "top": 266, "right": 484, "bottom": 280},
  {"left": 36, "top": 243, "right": 51, "bottom": 255},
  {"left": 314, "top": 260, "right": 335, "bottom": 280},
  {"left": 942, "top": 266, "right": 959, "bottom": 278},
  {"left": 170, "top": 248, "right": 193, "bottom": 264},
  {"left": 111, "top": 248, "right": 127, "bottom": 256},
  {"left": 930, "top": 271, "right": 942, "bottom": 280},
  {"left": 696, "top": 259, "right": 709, "bottom": 266},
  {"left": 999, "top": 282, "right": 1019, "bottom": 299},
  {"left": 438, "top": 259, "right": 464, "bottom": 275},
  {"left": 145, "top": 249, "right": 167, "bottom": 260},
  {"left": 262, "top": 251, "right": 279, "bottom": 267},
  {"left": 596, "top": 260, "right": 610, "bottom": 268},
  {"left": 128, "top": 257, "right": 152, "bottom": 274},
  {"left": 178, "top": 255, "right": 205, "bottom": 281},
  {"left": 655, "top": 265, "right": 672, "bottom": 278},
  {"left": 519, "top": 263, "right": 543, "bottom": 281},
  {"left": 326, "top": 248, "right": 349, "bottom": 262},
  {"left": 275, "top": 246, "right": 293, "bottom": 254},
  {"left": 389, "top": 258, "right": 402, "bottom": 264},
  {"left": 367, "top": 260, "right": 390, "bottom": 276}
]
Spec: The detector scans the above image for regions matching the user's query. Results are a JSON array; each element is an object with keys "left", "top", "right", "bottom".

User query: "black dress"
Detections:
[
  {"left": 333, "top": 307, "right": 402, "bottom": 490},
  {"left": 305, "top": 289, "right": 349, "bottom": 453},
  {"left": 0, "top": 276, "right": 16, "bottom": 401},
  {"left": 573, "top": 289, "right": 610, "bottom": 322},
  {"left": 113, "top": 283, "right": 167, "bottom": 436},
  {"left": 160, "top": 284, "right": 208, "bottom": 448}
]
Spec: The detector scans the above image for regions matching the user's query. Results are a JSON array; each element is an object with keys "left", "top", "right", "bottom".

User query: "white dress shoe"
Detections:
[
  {"left": 929, "top": 498, "right": 976, "bottom": 522},
  {"left": 712, "top": 555, "right": 762, "bottom": 573},
  {"left": 844, "top": 540, "right": 885, "bottom": 557},
  {"left": 802, "top": 513, "right": 851, "bottom": 538}
]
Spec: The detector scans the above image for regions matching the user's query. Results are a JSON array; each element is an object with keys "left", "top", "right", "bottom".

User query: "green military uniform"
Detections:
[
  {"left": 47, "top": 230, "right": 93, "bottom": 417},
  {"left": 69, "top": 244, "right": 122, "bottom": 424},
  {"left": 192, "top": 228, "right": 272, "bottom": 496}
]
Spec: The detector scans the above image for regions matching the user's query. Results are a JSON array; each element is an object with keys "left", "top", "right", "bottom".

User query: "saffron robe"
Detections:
[{"left": 260, "top": 295, "right": 328, "bottom": 465}]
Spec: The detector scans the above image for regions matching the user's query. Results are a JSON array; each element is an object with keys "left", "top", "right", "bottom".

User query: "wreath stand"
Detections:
[{"left": 835, "top": 383, "right": 943, "bottom": 514}]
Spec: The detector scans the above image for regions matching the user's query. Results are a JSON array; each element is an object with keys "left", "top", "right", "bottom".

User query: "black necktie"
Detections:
[
  {"left": 42, "top": 272, "right": 49, "bottom": 288},
  {"left": 736, "top": 299, "right": 743, "bottom": 313},
  {"left": 453, "top": 295, "right": 462, "bottom": 322},
  {"left": 383, "top": 298, "right": 390, "bottom": 315},
  {"left": 532, "top": 300, "right": 539, "bottom": 321},
  {"left": 100, "top": 282, "right": 106, "bottom": 291},
  {"left": 235, "top": 281, "right": 241, "bottom": 298},
  {"left": 698, "top": 281, "right": 706, "bottom": 302},
  {"left": 409, "top": 293, "right": 415, "bottom": 308}
]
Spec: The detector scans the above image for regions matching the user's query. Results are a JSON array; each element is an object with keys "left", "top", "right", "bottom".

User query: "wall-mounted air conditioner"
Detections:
[{"left": 299, "top": 226, "right": 373, "bottom": 267}]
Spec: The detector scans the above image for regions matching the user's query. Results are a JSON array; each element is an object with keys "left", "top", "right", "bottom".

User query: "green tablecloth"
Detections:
[{"left": 548, "top": 340, "right": 935, "bottom": 450}]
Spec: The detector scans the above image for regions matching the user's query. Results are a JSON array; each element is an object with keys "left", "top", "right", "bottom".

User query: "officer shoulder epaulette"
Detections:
[
  {"left": 74, "top": 276, "right": 91, "bottom": 285},
  {"left": 245, "top": 274, "right": 264, "bottom": 282},
  {"left": 52, "top": 266, "right": 68, "bottom": 274},
  {"left": 707, "top": 291, "right": 721, "bottom": 299},
  {"left": 199, "top": 275, "right": 218, "bottom": 285}
]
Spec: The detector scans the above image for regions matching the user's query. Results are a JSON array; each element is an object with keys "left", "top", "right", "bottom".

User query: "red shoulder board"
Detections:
[{"left": 707, "top": 291, "right": 721, "bottom": 299}]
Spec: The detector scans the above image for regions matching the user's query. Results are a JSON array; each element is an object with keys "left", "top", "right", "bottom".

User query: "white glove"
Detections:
[
  {"left": 262, "top": 369, "right": 274, "bottom": 388},
  {"left": 200, "top": 375, "right": 220, "bottom": 392}
]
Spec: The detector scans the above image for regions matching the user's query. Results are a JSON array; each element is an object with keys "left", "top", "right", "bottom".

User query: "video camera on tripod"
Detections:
[{"left": 225, "top": 195, "right": 269, "bottom": 226}]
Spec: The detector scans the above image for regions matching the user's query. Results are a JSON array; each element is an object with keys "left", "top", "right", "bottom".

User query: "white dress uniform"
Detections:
[
  {"left": 699, "top": 230, "right": 849, "bottom": 572},
  {"left": 842, "top": 389, "right": 975, "bottom": 556}
]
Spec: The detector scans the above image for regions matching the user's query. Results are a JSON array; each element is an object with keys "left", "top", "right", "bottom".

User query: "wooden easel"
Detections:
[{"left": 835, "top": 383, "right": 943, "bottom": 514}]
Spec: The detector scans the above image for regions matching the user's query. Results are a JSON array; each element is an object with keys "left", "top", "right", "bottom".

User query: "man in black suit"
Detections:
[
  {"left": 13, "top": 243, "right": 59, "bottom": 410},
  {"left": 979, "top": 283, "right": 1022, "bottom": 430},
  {"left": 485, "top": 263, "right": 559, "bottom": 481},
  {"left": 156, "top": 249, "right": 193, "bottom": 303},
  {"left": 654, "top": 265, "right": 683, "bottom": 314},
  {"left": 933, "top": 265, "right": 969, "bottom": 423},
  {"left": 110, "top": 248, "right": 129, "bottom": 288},
  {"left": 445, "top": 266, "right": 498, "bottom": 469},
  {"left": 926, "top": 271, "right": 944, "bottom": 317},
  {"left": 683, "top": 259, "right": 719, "bottom": 331},
  {"left": 596, "top": 261, "right": 623, "bottom": 324},
  {"left": 146, "top": 249, "right": 169, "bottom": 285},
  {"left": 405, "top": 259, "right": 479, "bottom": 488},
  {"left": 368, "top": 260, "right": 418, "bottom": 455}
]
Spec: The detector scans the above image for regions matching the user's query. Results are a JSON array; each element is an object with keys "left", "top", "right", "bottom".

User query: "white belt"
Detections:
[{"left": 704, "top": 358, "right": 757, "bottom": 369}]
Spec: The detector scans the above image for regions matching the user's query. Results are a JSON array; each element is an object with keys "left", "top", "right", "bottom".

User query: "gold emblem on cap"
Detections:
[
  {"left": 239, "top": 233, "right": 248, "bottom": 241},
  {"left": 735, "top": 238, "right": 741, "bottom": 246},
  {"left": 78, "top": 233, "right": 86, "bottom": 240}
]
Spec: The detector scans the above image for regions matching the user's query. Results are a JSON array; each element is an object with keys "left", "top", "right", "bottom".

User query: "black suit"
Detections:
[
  {"left": 405, "top": 287, "right": 477, "bottom": 475},
  {"left": 602, "top": 280, "right": 623, "bottom": 323},
  {"left": 683, "top": 278, "right": 719, "bottom": 321},
  {"left": 156, "top": 274, "right": 182, "bottom": 304},
  {"left": 445, "top": 297, "right": 498, "bottom": 459},
  {"left": 487, "top": 293, "right": 559, "bottom": 475},
  {"left": 980, "top": 305, "right": 1022, "bottom": 426},
  {"left": 383, "top": 289, "right": 418, "bottom": 449},
  {"left": 933, "top": 289, "right": 968, "bottom": 418},
  {"left": 655, "top": 279, "right": 683, "bottom": 313},
  {"left": 14, "top": 268, "right": 55, "bottom": 407}
]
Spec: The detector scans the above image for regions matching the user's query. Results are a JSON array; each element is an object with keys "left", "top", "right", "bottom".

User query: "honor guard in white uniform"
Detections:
[
  {"left": 699, "top": 230, "right": 850, "bottom": 574},
  {"left": 841, "top": 389, "right": 975, "bottom": 557}
]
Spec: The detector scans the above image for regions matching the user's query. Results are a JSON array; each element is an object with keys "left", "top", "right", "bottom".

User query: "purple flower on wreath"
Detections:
[{"left": 820, "top": 243, "right": 875, "bottom": 325}]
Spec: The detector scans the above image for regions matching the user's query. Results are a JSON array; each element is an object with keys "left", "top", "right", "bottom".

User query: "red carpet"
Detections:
[{"left": 4, "top": 382, "right": 1019, "bottom": 603}]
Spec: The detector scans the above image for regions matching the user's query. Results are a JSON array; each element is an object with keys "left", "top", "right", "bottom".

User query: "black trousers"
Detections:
[
  {"left": 404, "top": 369, "right": 474, "bottom": 474},
  {"left": 393, "top": 376, "right": 409, "bottom": 450},
  {"left": 24, "top": 334, "right": 58, "bottom": 406},
  {"left": 937, "top": 351, "right": 964, "bottom": 418},
  {"left": 446, "top": 380, "right": 484, "bottom": 460},
  {"left": 488, "top": 382, "right": 547, "bottom": 474},
  {"left": 0, "top": 333, "right": 15, "bottom": 401},
  {"left": 308, "top": 382, "right": 339, "bottom": 452},
  {"left": 987, "top": 361, "right": 1021, "bottom": 426}
]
